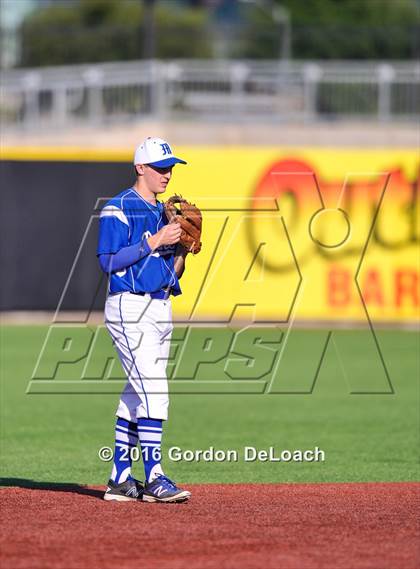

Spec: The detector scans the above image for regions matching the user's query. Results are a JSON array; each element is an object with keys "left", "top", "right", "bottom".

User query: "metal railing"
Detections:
[{"left": 1, "top": 60, "right": 419, "bottom": 129}]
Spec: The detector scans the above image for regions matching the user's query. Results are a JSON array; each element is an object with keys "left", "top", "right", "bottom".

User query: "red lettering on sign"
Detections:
[
  {"left": 361, "top": 270, "right": 384, "bottom": 306},
  {"left": 395, "top": 270, "right": 419, "bottom": 307},
  {"left": 327, "top": 268, "right": 351, "bottom": 306}
]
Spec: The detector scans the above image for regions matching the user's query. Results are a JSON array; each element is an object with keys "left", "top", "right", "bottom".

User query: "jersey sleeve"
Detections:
[
  {"left": 98, "top": 239, "right": 152, "bottom": 273},
  {"left": 97, "top": 205, "right": 130, "bottom": 255}
]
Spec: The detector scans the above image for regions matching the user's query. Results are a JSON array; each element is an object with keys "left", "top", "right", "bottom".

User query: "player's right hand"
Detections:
[{"left": 148, "top": 223, "right": 182, "bottom": 249}]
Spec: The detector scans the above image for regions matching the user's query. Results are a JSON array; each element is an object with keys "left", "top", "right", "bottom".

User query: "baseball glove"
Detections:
[{"left": 164, "top": 195, "right": 202, "bottom": 254}]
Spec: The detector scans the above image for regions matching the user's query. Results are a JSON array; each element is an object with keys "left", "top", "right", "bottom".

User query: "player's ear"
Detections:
[{"left": 134, "top": 164, "right": 145, "bottom": 176}]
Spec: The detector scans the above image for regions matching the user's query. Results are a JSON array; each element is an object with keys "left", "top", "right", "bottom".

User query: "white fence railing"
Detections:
[{"left": 1, "top": 60, "right": 419, "bottom": 128}]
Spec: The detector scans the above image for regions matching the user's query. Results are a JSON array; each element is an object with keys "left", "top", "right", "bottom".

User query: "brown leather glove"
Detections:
[{"left": 164, "top": 195, "right": 202, "bottom": 254}]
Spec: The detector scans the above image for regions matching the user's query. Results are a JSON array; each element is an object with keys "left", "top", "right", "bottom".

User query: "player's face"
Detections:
[{"left": 143, "top": 164, "right": 173, "bottom": 194}]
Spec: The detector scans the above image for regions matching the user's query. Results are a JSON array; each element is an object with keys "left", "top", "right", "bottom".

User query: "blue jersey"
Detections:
[{"left": 97, "top": 187, "right": 181, "bottom": 296}]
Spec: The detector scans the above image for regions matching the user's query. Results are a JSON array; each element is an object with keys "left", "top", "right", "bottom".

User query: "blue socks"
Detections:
[
  {"left": 110, "top": 418, "right": 137, "bottom": 483},
  {"left": 110, "top": 417, "right": 164, "bottom": 484},
  {"left": 137, "top": 418, "right": 164, "bottom": 483}
]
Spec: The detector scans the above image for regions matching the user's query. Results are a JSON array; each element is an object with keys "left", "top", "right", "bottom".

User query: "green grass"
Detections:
[{"left": 0, "top": 325, "right": 418, "bottom": 485}]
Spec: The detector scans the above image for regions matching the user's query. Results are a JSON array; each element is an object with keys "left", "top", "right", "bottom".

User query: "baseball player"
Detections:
[{"left": 97, "top": 137, "right": 191, "bottom": 503}]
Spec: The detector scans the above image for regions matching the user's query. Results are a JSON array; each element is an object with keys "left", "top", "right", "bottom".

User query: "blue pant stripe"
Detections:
[{"left": 118, "top": 294, "right": 150, "bottom": 417}]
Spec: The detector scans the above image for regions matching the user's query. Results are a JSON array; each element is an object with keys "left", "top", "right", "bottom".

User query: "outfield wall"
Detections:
[{"left": 1, "top": 147, "right": 418, "bottom": 323}]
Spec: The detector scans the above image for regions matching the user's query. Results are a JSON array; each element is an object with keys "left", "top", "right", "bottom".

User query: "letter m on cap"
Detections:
[{"left": 161, "top": 143, "right": 172, "bottom": 156}]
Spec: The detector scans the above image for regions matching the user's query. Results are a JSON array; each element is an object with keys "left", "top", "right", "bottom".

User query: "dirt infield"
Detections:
[{"left": 0, "top": 482, "right": 418, "bottom": 569}]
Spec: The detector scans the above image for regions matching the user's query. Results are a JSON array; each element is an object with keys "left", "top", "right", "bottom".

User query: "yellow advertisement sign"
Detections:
[{"left": 169, "top": 147, "right": 419, "bottom": 323}]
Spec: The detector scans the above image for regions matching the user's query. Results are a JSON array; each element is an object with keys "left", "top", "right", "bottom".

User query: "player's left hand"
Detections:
[{"left": 164, "top": 195, "right": 202, "bottom": 254}]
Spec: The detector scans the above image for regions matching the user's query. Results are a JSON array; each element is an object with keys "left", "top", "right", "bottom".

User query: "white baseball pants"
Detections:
[{"left": 104, "top": 292, "right": 173, "bottom": 422}]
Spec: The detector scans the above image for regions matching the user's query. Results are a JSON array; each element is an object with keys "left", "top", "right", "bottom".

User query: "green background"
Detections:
[{"left": 1, "top": 326, "right": 418, "bottom": 485}]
